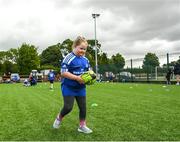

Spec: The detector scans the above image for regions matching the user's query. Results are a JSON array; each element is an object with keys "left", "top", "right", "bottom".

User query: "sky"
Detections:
[{"left": 0, "top": 0, "right": 180, "bottom": 66}]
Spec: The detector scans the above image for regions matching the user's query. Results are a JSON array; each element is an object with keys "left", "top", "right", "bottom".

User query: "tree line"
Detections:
[
  {"left": 0, "top": 39, "right": 124, "bottom": 75},
  {"left": 0, "top": 38, "right": 179, "bottom": 75}
]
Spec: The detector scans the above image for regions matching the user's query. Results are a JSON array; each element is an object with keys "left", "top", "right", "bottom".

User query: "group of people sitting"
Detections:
[
  {"left": 23, "top": 73, "right": 37, "bottom": 87},
  {"left": 23, "top": 69, "right": 56, "bottom": 88}
]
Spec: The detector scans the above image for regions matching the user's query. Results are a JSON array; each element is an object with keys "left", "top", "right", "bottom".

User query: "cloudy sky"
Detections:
[{"left": 0, "top": 0, "right": 180, "bottom": 66}]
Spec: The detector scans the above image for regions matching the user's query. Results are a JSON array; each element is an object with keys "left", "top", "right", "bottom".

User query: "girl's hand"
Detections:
[{"left": 75, "top": 76, "right": 84, "bottom": 84}]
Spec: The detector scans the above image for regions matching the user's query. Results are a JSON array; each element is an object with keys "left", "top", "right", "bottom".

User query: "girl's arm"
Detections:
[{"left": 61, "top": 72, "right": 84, "bottom": 84}]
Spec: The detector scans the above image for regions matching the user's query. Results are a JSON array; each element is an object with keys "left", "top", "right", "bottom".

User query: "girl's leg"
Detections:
[
  {"left": 60, "top": 96, "right": 75, "bottom": 118},
  {"left": 75, "top": 96, "right": 86, "bottom": 123},
  {"left": 53, "top": 96, "right": 74, "bottom": 129},
  {"left": 76, "top": 96, "right": 92, "bottom": 133}
]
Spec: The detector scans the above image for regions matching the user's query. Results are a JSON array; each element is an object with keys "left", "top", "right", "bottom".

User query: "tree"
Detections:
[
  {"left": 142, "top": 53, "right": 160, "bottom": 80},
  {"left": 177, "top": 57, "right": 180, "bottom": 64},
  {"left": 99, "top": 53, "right": 109, "bottom": 65},
  {"left": 163, "top": 61, "right": 176, "bottom": 68},
  {"left": 17, "top": 43, "right": 40, "bottom": 75},
  {"left": 110, "top": 53, "right": 125, "bottom": 73},
  {"left": 40, "top": 44, "right": 63, "bottom": 67},
  {"left": 111, "top": 53, "right": 125, "bottom": 68},
  {"left": 0, "top": 62, "right": 3, "bottom": 75},
  {"left": 6, "top": 48, "right": 18, "bottom": 63},
  {"left": 60, "top": 39, "right": 73, "bottom": 60},
  {"left": 0, "top": 50, "right": 19, "bottom": 74},
  {"left": 61, "top": 39, "right": 73, "bottom": 53},
  {"left": 2, "top": 60, "right": 14, "bottom": 74},
  {"left": 40, "top": 38, "right": 104, "bottom": 71},
  {"left": 0, "top": 51, "right": 7, "bottom": 63},
  {"left": 98, "top": 53, "right": 110, "bottom": 74},
  {"left": 40, "top": 39, "right": 74, "bottom": 68},
  {"left": 142, "top": 53, "right": 160, "bottom": 70}
]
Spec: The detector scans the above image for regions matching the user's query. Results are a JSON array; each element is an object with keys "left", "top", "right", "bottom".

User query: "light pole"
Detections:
[{"left": 92, "top": 13, "right": 100, "bottom": 76}]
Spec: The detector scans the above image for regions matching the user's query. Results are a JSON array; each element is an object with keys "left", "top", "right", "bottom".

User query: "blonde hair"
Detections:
[{"left": 72, "top": 36, "right": 88, "bottom": 49}]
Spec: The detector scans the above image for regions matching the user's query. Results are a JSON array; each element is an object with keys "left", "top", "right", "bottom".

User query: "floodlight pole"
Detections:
[
  {"left": 131, "top": 59, "right": 133, "bottom": 82},
  {"left": 92, "top": 13, "right": 100, "bottom": 76},
  {"left": 167, "top": 53, "right": 169, "bottom": 70},
  {"left": 155, "top": 66, "right": 158, "bottom": 80}
]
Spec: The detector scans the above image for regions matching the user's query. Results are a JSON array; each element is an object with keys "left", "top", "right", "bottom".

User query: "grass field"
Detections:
[{"left": 0, "top": 82, "right": 180, "bottom": 141}]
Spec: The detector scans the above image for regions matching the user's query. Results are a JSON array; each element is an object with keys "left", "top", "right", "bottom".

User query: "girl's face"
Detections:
[{"left": 75, "top": 42, "right": 87, "bottom": 56}]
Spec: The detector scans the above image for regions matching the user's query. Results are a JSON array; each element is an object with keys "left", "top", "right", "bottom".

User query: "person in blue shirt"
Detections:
[
  {"left": 29, "top": 73, "right": 37, "bottom": 86},
  {"left": 48, "top": 69, "right": 55, "bottom": 89},
  {"left": 53, "top": 36, "right": 92, "bottom": 134}
]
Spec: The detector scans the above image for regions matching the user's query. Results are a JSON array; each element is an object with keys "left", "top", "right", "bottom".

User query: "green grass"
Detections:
[{"left": 0, "top": 82, "right": 180, "bottom": 141}]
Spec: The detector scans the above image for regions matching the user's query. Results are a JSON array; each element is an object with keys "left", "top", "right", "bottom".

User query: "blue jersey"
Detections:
[
  {"left": 61, "top": 52, "right": 90, "bottom": 96},
  {"left": 48, "top": 72, "right": 55, "bottom": 81}
]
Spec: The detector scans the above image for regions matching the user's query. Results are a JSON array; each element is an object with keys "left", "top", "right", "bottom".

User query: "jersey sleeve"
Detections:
[{"left": 61, "top": 62, "right": 69, "bottom": 73}]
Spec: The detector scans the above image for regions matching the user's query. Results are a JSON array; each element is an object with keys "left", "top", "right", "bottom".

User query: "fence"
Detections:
[{"left": 97, "top": 52, "right": 180, "bottom": 83}]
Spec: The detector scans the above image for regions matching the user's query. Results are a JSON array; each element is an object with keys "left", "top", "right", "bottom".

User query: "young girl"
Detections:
[{"left": 53, "top": 36, "right": 92, "bottom": 134}]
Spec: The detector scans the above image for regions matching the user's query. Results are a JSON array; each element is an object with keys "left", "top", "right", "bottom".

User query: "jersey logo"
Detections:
[{"left": 62, "top": 64, "right": 67, "bottom": 68}]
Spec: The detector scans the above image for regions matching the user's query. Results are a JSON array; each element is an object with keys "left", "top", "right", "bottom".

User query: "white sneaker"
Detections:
[
  {"left": 78, "top": 125, "right": 93, "bottom": 134},
  {"left": 53, "top": 118, "right": 61, "bottom": 129}
]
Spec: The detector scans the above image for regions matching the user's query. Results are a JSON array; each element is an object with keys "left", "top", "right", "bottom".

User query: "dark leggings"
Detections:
[{"left": 60, "top": 96, "right": 86, "bottom": 120}]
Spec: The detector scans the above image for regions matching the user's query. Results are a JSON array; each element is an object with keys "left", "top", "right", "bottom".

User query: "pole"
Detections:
[
  {"left": 155, "top": 66, "right": 158, "bottom": 80},
  {"left": 130, "top": 59, "right": 133, "bottom": 82},
  {"left": 94, "top": 17, "right": 98, "bottom": 76},
  {"left": 167, "top": 53, "right": 169, "bottom": 70}
]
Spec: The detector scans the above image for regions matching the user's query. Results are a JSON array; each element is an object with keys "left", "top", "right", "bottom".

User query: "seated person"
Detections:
[
  {"left": 29, "top": 74, "right": 37, "bottom": 86},
  {"left": 23, "top": 79, "right": 30, "bottom": 87}
]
